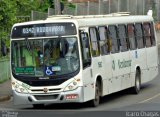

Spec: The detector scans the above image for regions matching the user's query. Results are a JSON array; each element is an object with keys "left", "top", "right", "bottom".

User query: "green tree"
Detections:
[{"left": 0, "top": 0, "right": 17, "bottom": 39}]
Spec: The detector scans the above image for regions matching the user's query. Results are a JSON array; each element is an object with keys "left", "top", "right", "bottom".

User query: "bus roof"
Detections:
[
  {"left": 13, "top": 14, "right": 154, "bottom": 28},
  {"left": 46, "top": 12, "right": 153, "bottom": 26}
]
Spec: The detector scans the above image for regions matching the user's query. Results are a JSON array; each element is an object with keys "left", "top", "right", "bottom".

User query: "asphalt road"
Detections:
[{"left": 0, "top": 48, "right": 160, "bottom": 117}]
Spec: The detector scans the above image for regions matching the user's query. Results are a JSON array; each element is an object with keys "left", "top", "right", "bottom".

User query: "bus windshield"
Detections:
[{"left": 11, "top": 37, "right": 80, "bottom": 77}]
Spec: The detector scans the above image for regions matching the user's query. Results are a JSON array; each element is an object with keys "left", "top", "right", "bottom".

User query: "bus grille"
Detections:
[
  {"left": 31, "top": 88, "right": 61, "bottom": 92},
  {"left": 34, "top": 94, "right": 59, "bottom": 100}
]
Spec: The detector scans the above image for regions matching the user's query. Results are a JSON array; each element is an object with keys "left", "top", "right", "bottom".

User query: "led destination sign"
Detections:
[
  {"left": 11, "top": 23, "right": 77, "bottom": 38},
  {"left": 22, "top": 26, "right": 65, "bottom": 35}
]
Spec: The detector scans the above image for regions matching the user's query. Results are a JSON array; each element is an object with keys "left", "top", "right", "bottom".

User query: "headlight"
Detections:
[
  {"left": 15, "top": 86, "right": 28, "bottom": 93},
  {"left": 64, "top": 79, "right": 80, "bottom": 92},
  {"left": 12, "top": 81, "right": 29, "bottom": 93}
]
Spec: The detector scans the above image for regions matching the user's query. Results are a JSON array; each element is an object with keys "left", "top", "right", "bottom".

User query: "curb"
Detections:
[{"left": 0, "top": 95, "right": 11, "bottom": 102}]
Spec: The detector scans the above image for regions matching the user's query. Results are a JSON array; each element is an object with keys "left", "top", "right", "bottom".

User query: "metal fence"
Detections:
[
  {"left": 31, "top": 11, "right": 48, "bottom": 21},
  {"left": 31, "top": 0, "right": 160, "bottom": 22},
  {"left": 0, "top": 57, "right": 10, "bottom": 82},
  {"left": 70, "top": 0, "right": 160, "bottom": 21}
]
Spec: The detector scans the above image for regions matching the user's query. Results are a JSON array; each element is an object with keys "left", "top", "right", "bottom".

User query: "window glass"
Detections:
[
  {"left": 135, "top": 23, "right": 144, "bottom": 49},
  {"left": 118, "top": 25, "right": 128, "bottom": 52},
  {"left": 150, "top": 22, "right": 156, "bottom": 46},
  {"left": 99, "top": 27, "right": 110, "bottom": 55},
  {"left": 143, "top": 23, "right": 152, "bottom": 47},
  {"left": 89, "top": 28, "right": 100, "bottom": 57},
  {"left": 127, "top": 24, "right": 136, "bottom": 50},
  {"left": 108, "top": 25, "right": 119, "bottom": 53}
]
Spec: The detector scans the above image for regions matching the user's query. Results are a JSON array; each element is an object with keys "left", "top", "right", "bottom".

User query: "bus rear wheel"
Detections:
[
  {"left": 89, "top": 81, "right": 100, "bottom": 107},
  {"left": 132, "top": 70, "right": 141, "bottom": 94}
]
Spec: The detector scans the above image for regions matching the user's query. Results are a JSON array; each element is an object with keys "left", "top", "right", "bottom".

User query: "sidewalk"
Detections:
[{"left": 0, "top": 80, "right": 12, "bottom": 102}]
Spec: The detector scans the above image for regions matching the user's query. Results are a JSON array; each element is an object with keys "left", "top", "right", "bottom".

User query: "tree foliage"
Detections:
[
  {"left": 0, "top": 0, "right": 17, "bottom": 36},
  {"left": 0, "top": 0, "right": 49, "bottom": 43}
]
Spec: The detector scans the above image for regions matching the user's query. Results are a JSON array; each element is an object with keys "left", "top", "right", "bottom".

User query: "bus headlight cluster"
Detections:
[
  {"left": 64, "top": 79, "right": 80, "bottom": 92},
  {"left": 12, "top": 82, "right": 29, "bottom": 93}
]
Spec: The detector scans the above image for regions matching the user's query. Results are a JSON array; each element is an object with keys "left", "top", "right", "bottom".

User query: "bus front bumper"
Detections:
[{"left": 13, "top": 87, "right": 84, "bottom": 105}]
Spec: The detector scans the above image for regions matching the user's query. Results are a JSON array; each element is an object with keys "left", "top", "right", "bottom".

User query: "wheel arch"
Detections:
[
  {"left": 136, "top": 66, "right": 141, "bottom": 74},
  {"left": 134, "top": 65, "right": 141, "bottom": 77},
  {"left": 135, "top": 66, "right": 141, "bottom": 80}
]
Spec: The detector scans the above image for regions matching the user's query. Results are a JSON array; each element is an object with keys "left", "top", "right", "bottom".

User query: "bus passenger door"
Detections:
[{"left": 80, "top": 31, "right": 94, "bottom": 102}]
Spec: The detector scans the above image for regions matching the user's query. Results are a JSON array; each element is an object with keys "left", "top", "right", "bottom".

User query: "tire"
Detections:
[
  {"left": 132, "top": 70, "right": 141, "bottom": 94},
  {"left": 89, "top": 81, "right": 100, "bottom": 107},
  {"left": 33, "top": 104, "right": 44, "bottom": 109}
]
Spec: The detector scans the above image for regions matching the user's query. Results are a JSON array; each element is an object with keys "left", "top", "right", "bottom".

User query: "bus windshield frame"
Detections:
[{"left": 11, "top": 36, "right": 80, "bottom": 79}]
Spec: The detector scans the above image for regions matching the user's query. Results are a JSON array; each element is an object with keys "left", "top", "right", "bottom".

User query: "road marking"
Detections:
[{"left": 139, "top": 93, "right": 160, "bottom": 103}]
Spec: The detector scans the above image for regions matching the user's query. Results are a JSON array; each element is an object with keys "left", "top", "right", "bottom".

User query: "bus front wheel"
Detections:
[{"left": 89, "top": 81, "right": 100, "bottom": 107}]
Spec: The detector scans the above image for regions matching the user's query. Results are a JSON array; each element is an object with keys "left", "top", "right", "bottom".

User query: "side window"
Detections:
[
  {"left": 108, "top": 25, "right": 119, "bottom": 53},
  {"left": 150, "top": 22, "right": 156, "bottom": 46},
  {"left": 89, "top": 27, "right": 100, "bottom": 57},
  {"left": 135, "top": 23, "right": 145, "bottom": 49},
  {"left": 80, "top": 31, "right": 91, "bottom": 68},
  {"left": 99, "top": 26, "right": 110, "bottom": 55},
  {"left": 143, "top": 23, "right": 152, "bottom": 47},
  {"left": 127, "top": 24, "right": 136, "bottom": 50},
  {"left": 117, "top": 25, "right": 128, "bottom": 52}
]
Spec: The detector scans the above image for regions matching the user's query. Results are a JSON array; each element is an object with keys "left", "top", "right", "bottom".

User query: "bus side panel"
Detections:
[
  {"left": 120, "top": 51, "right": 132, "bottom": 90},
  {"left": 109, "top": 52, "right": 131, "bottom": 93},
  {"left": 82, "top": 57, "right": 102, "bottom": 102},
  {"left": 101, "top": 55, "right": 112, "bottom": 96},
  {"left": 129, "top": 50, "right": 138, "bottom": 87},
  {"left": 82, "top": 67, "right": 94, "bottom": 102},
  {"left": 130, "top": 50, "right": 138, "bottom": 87},
  {"left": 109, "top": 53, "right": 121, "bottom": 93},
  {"left": 145, "top": 46, "right": 159, "bottom": 83},
  {"left": 130, "top": 49, "right": 147, "bottom": 86}
]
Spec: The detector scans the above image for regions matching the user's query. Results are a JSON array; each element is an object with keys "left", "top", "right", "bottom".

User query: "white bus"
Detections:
[{"left": 10, "top": 14, "right": 159, "bottom": 107}]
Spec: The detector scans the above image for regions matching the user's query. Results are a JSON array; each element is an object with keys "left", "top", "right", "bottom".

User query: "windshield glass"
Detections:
[{"left": 11, "top": 37, "right": 80, "bottom": 77}]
